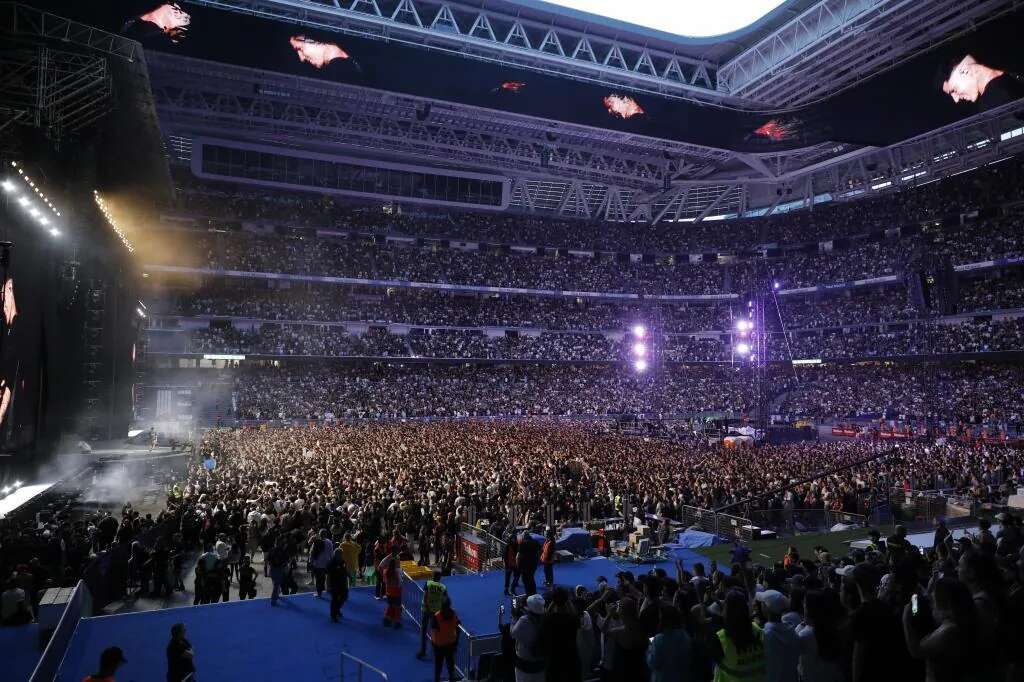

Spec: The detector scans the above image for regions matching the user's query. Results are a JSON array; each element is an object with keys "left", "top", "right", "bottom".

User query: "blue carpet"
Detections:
[
  {"left": 55, "top": 550, "right": 711, "bottom": 681},
  {"left": 2, "top": 623, "right": 41, "bottom": 682},
  {"left": 58, "top": 588, "right": 441, "bottom": 682}
]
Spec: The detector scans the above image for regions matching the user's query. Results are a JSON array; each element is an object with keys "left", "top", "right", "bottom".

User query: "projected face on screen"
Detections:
[
  {"left": 0, "top": 277, "right": 15, "bottom": 427},
  {"left": 137, "top": 3, "right": 191, "bottom": 43},
  {"left": 603, "top": 94, "right": 644, "bottom": 119},
  {"left": 753, "top": 118, "right": 801, "bottom": 142},
  {"left": 290, "top": 36, "right": 350, "bottom": 69},
  {"left": 942, "top": 55, "right": 1006, "bottom": 103}
]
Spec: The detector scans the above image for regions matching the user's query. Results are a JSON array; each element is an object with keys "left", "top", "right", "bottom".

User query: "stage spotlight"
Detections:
[
  {"left": 50, "top": 229, "right": 60, "bottom": 237},
  {"left": 735, "top": 343, "right": 751, "bottom": 356},
  {"left": 735, "top": 320, "right": 751, "bottom": 332},
  {"left": 634, "top": 358, "right": 648, "bottom": 372},
  {"left": 17, "top": 196, "right": 29, "bottom": 206},
  {"left": 632, "top": 342, "right": 647, "bottom": 357},
  {"left": 1, "top": 486, "right": 9, "bottom": 495},
  {"left": 1, "top": 180, "right": 14, "bottom": 192},
  {"left": 773, "top": 281, "right": 781, "bottom": 290},
  {"left": 13, "top": 481, "right": 21, "bottom": 489},
  {"left": 632, "top": 324, "right": 646, "bottom": 339}
]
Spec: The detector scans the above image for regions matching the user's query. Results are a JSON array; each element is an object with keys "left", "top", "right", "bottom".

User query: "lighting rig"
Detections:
[{"left": 2, "top": 161, "right": 62, "bottom": 237}]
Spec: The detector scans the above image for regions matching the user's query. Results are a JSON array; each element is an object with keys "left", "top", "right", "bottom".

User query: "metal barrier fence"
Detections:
[
  {"left": 679, "top": 505, "right": 755, "bottom": 541},
  {"left": 340, "top": 652, "right": 388, "bottom": 681},
  {"left": 400, "top": 571, "right": 502, "bottom": 681},
  {"left": 33, "top": 581, "right": 92, "bottom": 682},
  {"left": 458, "top": 523, "right": 507, "bottom": 572},
  {"left": 747, "top": 508, "right": 868, "bottom": 535}
]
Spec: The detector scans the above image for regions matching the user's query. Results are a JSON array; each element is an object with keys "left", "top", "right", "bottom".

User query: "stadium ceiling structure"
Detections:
[{"left": 153, "top": 0, "right": 1024, "bottom": 221}]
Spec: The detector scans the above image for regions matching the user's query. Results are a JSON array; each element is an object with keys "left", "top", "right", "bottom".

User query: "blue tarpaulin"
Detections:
[
  {"left": 555, "top": 527, "right": 592, "bottom": 555},
  {"left": 675, "top": 530, "right": 724, "bottom": 548}
]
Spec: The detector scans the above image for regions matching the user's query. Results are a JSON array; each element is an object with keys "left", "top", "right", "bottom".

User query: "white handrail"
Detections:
[{"left": 340, "top": 651, "right": 388, "bottom": 681}]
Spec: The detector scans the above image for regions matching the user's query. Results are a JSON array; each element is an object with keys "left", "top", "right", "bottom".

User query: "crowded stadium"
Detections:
[{"left": 2, "top": 1, "right": 1024, "bottom": 681}]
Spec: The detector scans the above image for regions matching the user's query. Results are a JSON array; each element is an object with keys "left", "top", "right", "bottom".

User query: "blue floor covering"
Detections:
[
  {"left": 54, "top": 549, "right": 709, "bottom": 682},
  {"left": 3, "top": 622, "right": 41, "bottom": 682}
]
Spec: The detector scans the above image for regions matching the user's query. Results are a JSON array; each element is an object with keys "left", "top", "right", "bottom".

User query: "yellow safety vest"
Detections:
[{"left": 714, "top": 624, "right": 766, "bottom": 682}]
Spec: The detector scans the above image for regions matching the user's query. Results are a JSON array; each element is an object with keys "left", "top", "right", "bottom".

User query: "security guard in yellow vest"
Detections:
[
  {"left": 416, "top": 571, "right": 447, "bottom": 659},
  {"left": 713, "top": 591, "right": 766, "bottom": 682}
]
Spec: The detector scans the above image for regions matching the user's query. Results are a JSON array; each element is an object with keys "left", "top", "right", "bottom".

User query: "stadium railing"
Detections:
[
  {"left": 747, "top": 508, "right": 868, "bottom": 536},
  {"left": 31, "top": 580, "right": 92, "bottom": 682},
  {"left": 679, "top": 505, "right": 755, "bottom": 541},
  {"left": 458, "top": 522, "right": 507, "bottom": 572},
  {"left": 340, "top": 651, "right": 388, "bottom": 681}
]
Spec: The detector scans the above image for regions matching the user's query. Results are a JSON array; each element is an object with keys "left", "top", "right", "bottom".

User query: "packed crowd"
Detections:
[
  {"left": 223, "top": 361, "right": 1024, "bottom": 425},
  {"left": 179, "top": 315, "right": 1024, "bottom": 362},
  {"left": 777, "top": 363, "right": 1024, "bottom": 424},
  {"left": 170, "top": 155, "right": 1024, "bottom": 252},
  {"left": 230, "top": 364, "right": 762, "bottom": 420}
]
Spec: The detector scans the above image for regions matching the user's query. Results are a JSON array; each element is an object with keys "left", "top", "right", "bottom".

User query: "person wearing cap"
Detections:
[
  {"left": 166, "top": 623, "right": 195, "bottom": 682},
  {"left": 510, "top": 594, "right": 546, "bottom": 681},
  {"left": 755, "top": 590, "right": 799, "bottom": 682},
  {"left": 83, "top": 646, "right": 126, "bottom": 682}
]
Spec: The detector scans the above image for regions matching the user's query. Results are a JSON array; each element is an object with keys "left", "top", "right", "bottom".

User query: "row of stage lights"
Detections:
[
  {"left": 631, "top": 323, "right": 648, "bottom": 372},
  {"left": 93, "top": 191, "right": 135, "bottom": 254},
  {"left": 1, "top": 161, "right": 61, "bottom": 237}
]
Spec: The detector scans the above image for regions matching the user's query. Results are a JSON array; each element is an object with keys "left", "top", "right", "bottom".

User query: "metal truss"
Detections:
[
  {"left": 0, "top": 3, "right": 143, "bottom": 63},
  {"left": 184, "top": 0, "right": 732, "bottom": 104},
  {"left": 149, "top": 53, "right": 741, "bottom": 191},
  {"left": 717, "top": 0, "right": 1018, "bottom": 107},
  {"left": 0, "top": 46, "right": 112, "bottom": 139},
  {"left": 789, "top": 99, "right": 1024, "bottom": 203}
]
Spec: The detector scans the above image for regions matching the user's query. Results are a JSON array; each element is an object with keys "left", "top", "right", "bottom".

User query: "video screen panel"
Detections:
[{"left": 45, "top": 2, "right": 1024, "bottom": 153}]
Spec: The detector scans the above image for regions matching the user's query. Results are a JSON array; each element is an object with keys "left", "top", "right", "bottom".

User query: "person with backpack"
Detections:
[
  {"left": 511, "top": 594, "right": 547, "bottom": 682},
  {"left": 429, "top": 596, "right": 461, "bottom": 682}
]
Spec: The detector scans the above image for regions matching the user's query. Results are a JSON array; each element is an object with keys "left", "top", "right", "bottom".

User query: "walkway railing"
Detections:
[
  {"left": 340, "top": 652, "right": 388, "bottom": 681},
  {"left": 33, "top": 581, "right": 92, "bottom": 682}
]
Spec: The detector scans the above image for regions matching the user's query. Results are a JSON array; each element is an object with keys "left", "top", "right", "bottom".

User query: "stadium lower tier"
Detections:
[{"left": 140, "top": 361, "right": 1024, "bottom": 425}]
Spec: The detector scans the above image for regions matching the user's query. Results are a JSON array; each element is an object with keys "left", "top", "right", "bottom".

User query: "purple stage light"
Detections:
[
  {"left": 773, "top": 281, "right": 781, "bottom": 290},
  {"left": 634, "top": 358, "right": 648, "bottom": 372},
  {"left": 735, "top": 342, "right": 751, "bottom": 356},
  {"left": 632, "top": 342, "right": 647, "bottom": 357},
  {"left": 632, "top": 324, "right": 646, "bottom": 339}
]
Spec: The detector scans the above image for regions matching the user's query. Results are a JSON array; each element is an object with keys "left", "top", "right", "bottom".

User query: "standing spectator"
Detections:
[
  {"left": 372, "top": 537, "right": 388, "bottom": 600},
  {"left": 237, "top": 555, "right": 258, "bottom": 600},
  {"left": 340, "top": 534, "right": 360, "bottom": 583},
  {"left": 166, "top": 623, "right": 195, "bottom": 682},
  {"left": 511, "top": 594, "right": 547, "bottom": 682},
  {"left": 327, "top": 547, "right": 350, "bottom": 623},
  {"left": 268, "top": 535, "right": 289, "bottom": 607},
  {"left": 83, "top": 647, "right": 127, "bottom": 682},
  {"left": 418, "top": 571, "right": 448, "bottom": 659},
  {"left": 605, "top": 596, "right": 650, "bottom": 681},
  {"left": 646, "top": 605, "right": 693, "bottom": 682},
  {"left": 504, "top": 533, "right": 520, "bottom": 596},
  {"left": 901, "top": 577, "right": 974, "bottom": 682},
  {"left": 378, "top": 550, "right": 403, "bottom": 628},
  {"left": 795, "top": 590, "right": 846, "bottom": 682},
  {"left": 542, "top": 587, "right": 580, "bottom": 681},
  {"left": 755, "top": 590, "right": 799, "bottom": 682},
  {"left": 309, "top": 529, "right": 334, "bottom": 599},
  {"left": 711, "top": 590, "right": 765, "bottom": 682},
  {"left": 541, "top": 529, "right": 556, "bottom": 589},
  {"left": 429, "top": 596, "right": 460, "bottom": 682},
  {"left": 517, "top": 533, "right": 540, "bottom": 597}
]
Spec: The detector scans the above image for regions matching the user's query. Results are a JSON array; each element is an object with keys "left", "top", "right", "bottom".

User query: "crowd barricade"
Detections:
[
  {"left": 679, "top": 505, "right": 756, "bottom": 541},
  {"left": 748, "top": 508, "right": 868, "bottom": 536},
  {"left": 831, "top": 423, "right": 862, "bottom": 437},
  {"left": 31, "top": 581, "right": 92, "bottom": 682},
  {"left": 456, "top": 523, "right": 507, "bottom": 573},
  {"left": 340, "top": 651, "right": 388, "bottom": 681}
]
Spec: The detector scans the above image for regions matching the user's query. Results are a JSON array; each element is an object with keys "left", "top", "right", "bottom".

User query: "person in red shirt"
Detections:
[
  {"left": 429, "top": 597, "right": 461, "bottom": 682},
  {"left": 378, "top": 549, "right": 403, "bottom": 628},
  {"left": 540, "top": 528, "right": 556, "bottom": 588},
  {"left": 82, "top": 646, "right": 126, "bottom": 682}
]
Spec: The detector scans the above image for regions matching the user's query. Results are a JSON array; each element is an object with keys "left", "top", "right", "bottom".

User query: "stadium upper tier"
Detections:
[{"left": 167, "top": 157, "right": 1024, "bottom": 254}]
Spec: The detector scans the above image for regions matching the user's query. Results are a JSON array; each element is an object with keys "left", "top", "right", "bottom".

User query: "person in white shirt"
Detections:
[{"left": 794, "top": 589, "right": 845, "bottom": 682}]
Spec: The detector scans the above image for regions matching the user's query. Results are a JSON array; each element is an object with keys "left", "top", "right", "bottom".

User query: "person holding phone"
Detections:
[{"left": 901, "top": 577, "right": 974, "bottom": 682}]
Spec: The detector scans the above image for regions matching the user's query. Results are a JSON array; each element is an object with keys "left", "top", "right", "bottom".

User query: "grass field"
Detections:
[{"left": 693, "top": 525, "right": 897, "bottom": 566}]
